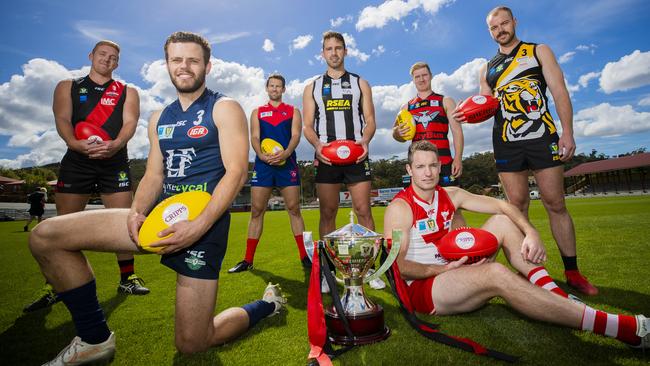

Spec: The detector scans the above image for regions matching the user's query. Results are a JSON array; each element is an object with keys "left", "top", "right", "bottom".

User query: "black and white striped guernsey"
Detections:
[{"left": 312, "top": 71, "right": 365, "bottom": 142}]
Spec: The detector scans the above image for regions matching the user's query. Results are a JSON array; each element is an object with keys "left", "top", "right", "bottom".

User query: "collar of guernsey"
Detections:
[{"left": 157, "top": 89, "right": 226, "bottom": 201}]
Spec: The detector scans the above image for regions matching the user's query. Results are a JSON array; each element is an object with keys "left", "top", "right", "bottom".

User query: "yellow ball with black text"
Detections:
[
  {"left": 395, "top": 109, "right": 415, "bottom": 141},
  {"left": 261, "top": 138, "right": 286, "bottom": 166},
  {"left": 138, "top": 191, "right": 212, "bottom": 252}
]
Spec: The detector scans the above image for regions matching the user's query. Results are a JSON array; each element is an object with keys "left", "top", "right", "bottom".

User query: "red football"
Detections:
[
  {"left": 321, "top": 140, "right": 365, "bottom": 165},
  {"left": 74, "top": 121, "right": 111, "bottom": 142},
  {"left": 437, "top": 227, "right": 498, "bottom": 264},
  {"left": 457, "top": 95, "right": 500, "bottom": 124}
]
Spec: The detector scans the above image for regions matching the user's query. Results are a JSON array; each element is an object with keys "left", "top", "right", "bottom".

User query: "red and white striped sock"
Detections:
[
  {"left": 581, "top": 306, "right": 640, "bottom": 345},
  {"left": 527, "top": 266, "right": 568, "bottom": 298}
]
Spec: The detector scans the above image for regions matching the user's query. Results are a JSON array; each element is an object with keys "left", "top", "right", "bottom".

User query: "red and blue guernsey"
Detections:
[
  {"left": 257, "top": 102, "right": 296, "bottom": 165},
  {"left": 157, "top": 89, "right": 225, "bottom": 200},
  {"left": 251, "top": 102, "right": 299, "bottom": 187}
]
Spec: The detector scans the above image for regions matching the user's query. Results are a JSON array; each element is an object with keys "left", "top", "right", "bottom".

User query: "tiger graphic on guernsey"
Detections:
[{"left": 496, "top": 76, "right": 556, "bottom": 142}]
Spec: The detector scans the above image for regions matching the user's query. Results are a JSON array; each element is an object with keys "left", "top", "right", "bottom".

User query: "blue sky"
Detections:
[{"left": 1, "top": 0, "right": 649, "bottom": 168}]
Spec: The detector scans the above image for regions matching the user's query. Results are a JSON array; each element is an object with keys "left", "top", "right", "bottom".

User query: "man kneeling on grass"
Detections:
[
  {"left": 29, "top": 31, "right": 286, "bottom": 365},
  {"left": 383, "top": 140, "right": 649, "bottom": 349}
]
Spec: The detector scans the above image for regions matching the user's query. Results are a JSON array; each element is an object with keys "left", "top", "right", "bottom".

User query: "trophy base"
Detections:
[{"left": 325, "top": 305, "right": 391, "bottom": 346}]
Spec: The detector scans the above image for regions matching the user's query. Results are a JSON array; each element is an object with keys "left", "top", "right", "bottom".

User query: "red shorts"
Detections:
[{"left": 406, "top": 276, "right": 436, "bottom": 314}]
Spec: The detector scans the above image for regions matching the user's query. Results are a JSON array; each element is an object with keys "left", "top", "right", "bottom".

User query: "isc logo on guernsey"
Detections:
[{"left": 187, "top": 126, "right": 208, "bottom": 138}]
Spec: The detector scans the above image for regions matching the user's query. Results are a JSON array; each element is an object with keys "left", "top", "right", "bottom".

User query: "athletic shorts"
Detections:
[
  {"left": 439, "top": 163, "right": 459, "bottom": 187},
  {"left": 160, "top": 212, "right": 230, "bottom": 280},
  {"left": 29, "top": 207, "right": 44, "bottom": 217},
  {"left": 251, "top": 159, "right": 300, "bottom": 187},
  {"left": 56, "top": 151, "right": 132, "bottom": 194},
  {"left": 406, "top": 276, "right": 437, "bottom": 314},
  {"left": 493, "top": 133, "right": 562, "bottom": 172},
  {"left": 315, "top": 157, "right": 372, "bottom": 184}
]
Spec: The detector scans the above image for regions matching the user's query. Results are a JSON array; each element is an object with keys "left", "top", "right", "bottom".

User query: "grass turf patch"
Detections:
[{"left": 0, "top": 195, "right": 649, "bottom": 365}]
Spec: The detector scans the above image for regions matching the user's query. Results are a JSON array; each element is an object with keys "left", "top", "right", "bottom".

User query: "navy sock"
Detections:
[
  {"left": 58, "top": 279, "right": 111, "bottom": 344},
  {"left": 242, "top": 300, "right": 275, "bottom": 329},
  {"left": 561, "top": 255, "right": 578, "bottom": 271}
]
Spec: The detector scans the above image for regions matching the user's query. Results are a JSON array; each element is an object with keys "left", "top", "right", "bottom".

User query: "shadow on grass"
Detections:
[
  {"left": 249, "top": 267, "right": 311, "bottom": 309},
  {"left": 0, "top": 293, "right": 127, "bottom": 365},
  {"left": 558, "top": 282, "right": 650, "bottom": 315}
]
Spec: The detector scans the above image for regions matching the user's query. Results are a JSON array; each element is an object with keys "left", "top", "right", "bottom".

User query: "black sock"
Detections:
[
  {"left": 58, "top": 279, "right": 111, "bottom": 344},
  {"left": 118, "top": 259, "right": 135, "bottom": 282},
  {"left": 561, "top": 255, "right": 578, "bottom": 271}
]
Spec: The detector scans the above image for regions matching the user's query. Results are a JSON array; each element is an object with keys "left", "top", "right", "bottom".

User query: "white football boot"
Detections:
[
  {"left": 43, "top": 332, "right": 115, "bottom": 365},
  {"left": 262, "top": 283, "right": 287, "bottom": 317}
]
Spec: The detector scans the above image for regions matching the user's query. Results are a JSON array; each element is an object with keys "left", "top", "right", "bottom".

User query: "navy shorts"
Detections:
[
  {"left": 494, "top": 133, "right": 563, "bottom": 172},
  {"left": 57, "top": 151, "right": 132, "bottom": 194},
  {"left": 251, "top": 158, "right": 300, "bottom": 187},
  {"left": 315, "top": 157, "right": 372, "bottom": 184},
  {"left": 160, "top": 212, "right": 230, "bottom": 280}
]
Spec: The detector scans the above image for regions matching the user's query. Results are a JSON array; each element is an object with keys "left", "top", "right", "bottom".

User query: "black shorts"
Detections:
[
  {"left": 315, "top": 157, "right": 372, "bottom": 184},
  {"left": 493, "top": 133, "right": 562, "bottom": 172},
  {"left": 439, "top": 163, "right": 459, "bottom": 187},
  {"left": 29, "top": 207, "right": 44, "bottom": 217},
  {"left": 56, "top": 151, "right": 132, "bottom": 194},
  {"left": 160, "top": 212, "right": 230, "bottom": 280}
]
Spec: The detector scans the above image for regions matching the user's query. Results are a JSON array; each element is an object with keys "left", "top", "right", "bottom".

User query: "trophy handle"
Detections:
[{"left": 364, "top": 229, "right": 402, "bottom": 284}]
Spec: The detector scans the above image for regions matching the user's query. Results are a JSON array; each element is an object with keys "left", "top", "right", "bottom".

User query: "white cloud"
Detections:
[
  {"left": 599, "top": 50, "right": 650, "bottom": 94},
  {"left": 559, "top": 51, "right": 576, "bottom": 64},
  {"left": 342, "top": 33, "right": 370, "bottom": 63},
  {"left": 639, "top": 96, "right": 650, "bottom": 106},
  {"left": 578, "top": 71, "right": 600, "bottom": 88},
  {"left": 576, "top": 44, "right": 597, "bottom": 54},
  {"left": 262, "top": 39, "right": 275, "bottom": 52},
  {"left": 209, "top": 32, "right": 251, "bottom": 44},
  {"left": 291, "top": 34, "right": 313, "bottom": 51},
  {"left": 74, "top": 20, "right": 122, "bottom": 41},
  {"left": 372, "top": 45, "right": 386, "bottom": 56},
  {"left": 430, "top": 58, "right": 487, "bottom": 101},
  {"left": 330, "top": 15, "right": 353, "bottom": 27},
  {"left": 574, "top": 103, "right": 650, "bottom": 137},
  {"left": 356, "top": 0, "right": 453, "bottom": 31}
]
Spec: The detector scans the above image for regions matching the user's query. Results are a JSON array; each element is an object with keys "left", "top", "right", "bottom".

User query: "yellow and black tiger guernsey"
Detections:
[{"left": 486, "top": 41, "right": 557, "bottom": 143}]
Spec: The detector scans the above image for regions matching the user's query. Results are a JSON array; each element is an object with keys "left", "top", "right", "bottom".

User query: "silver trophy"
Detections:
[{"left": 317, "top": 211, "right": 401, "bottom": 345}]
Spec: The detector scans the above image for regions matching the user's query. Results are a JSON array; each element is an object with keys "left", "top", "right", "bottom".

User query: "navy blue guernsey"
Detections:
[{"left": 157, "top": 89, "right": 226, "bottom": 200}]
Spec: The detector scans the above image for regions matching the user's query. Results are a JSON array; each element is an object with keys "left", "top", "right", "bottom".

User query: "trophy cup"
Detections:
[{"left": 319, "top": 212, "right": 400, "bottom": 346}]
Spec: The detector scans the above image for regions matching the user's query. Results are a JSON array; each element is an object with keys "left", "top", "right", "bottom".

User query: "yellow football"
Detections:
[
  {"left": 260, "top": 138, "right": 286, "bottom": 166},
  {"left": 395, "top": 109, "right": 415, "bottom": 141},
  {"left": 138, "top": 191, "right": 212, "bottom": 252}
]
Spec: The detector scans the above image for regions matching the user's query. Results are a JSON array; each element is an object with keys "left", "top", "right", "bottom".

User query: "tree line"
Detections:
[{"left": 1, "top": 147, "right": 645, "bottom": 202}]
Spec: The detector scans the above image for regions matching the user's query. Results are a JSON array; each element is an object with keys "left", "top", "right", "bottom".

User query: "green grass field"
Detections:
[{"left": 1, "top": 195, "right": 649, "bottom": 365}]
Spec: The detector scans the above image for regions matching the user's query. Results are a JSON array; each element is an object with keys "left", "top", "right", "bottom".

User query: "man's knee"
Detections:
[
  {"left": 484, "top": 262, "right": 517, "bottom": 289},
  {"left": 250, "top": 203, "right": 267, "bottom": 219},
  {"left": 175, "top": 333, "right": 209, "bottom": 354},
  {"left": 541, "top": 196, "right": 567, "bottom": 215},
  {"left": 319, "top": 204, "right": 338, "bottom": 221},
  {"left": 28, "top": 220, "right": 56, "bottom": 256},
  {"left": 285, "top": 203, "right": 301, "bottom": 218},
  {"left": 487, "top": 214, "right": 516, "bottom": 229}
]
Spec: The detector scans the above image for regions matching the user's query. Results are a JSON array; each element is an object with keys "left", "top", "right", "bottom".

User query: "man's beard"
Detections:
[
  {"left": 172, "top": 73, "right": 206, "bottom": 93},
  {"left": 496, "top": 31, "right": 515, "bottom": 45}
]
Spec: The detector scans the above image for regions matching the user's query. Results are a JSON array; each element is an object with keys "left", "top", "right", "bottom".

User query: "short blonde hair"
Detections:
[
  {"left": 92, "top": 40, "right": 120, "bottom": 54},
  {"left": 408, "top": 140, "right": 439, "bottom": 165},
  {"left": 409, "top": 62, "right": 431, "bottom": 76}
]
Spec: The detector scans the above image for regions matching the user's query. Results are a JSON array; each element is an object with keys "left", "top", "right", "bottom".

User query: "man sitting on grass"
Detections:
[{"left": 384, "top": 140, "right": 649, "bottom": 349}]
